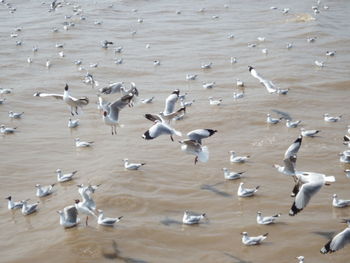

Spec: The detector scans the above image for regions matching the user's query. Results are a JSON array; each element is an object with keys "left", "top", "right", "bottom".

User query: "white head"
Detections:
[
  {"left": 257, "top": 211, "right": 262, "bottom": 215},
  {"left": 239, "top": 182, "right": 244, "bottom": 187},
  {"left": 324, "top": 113, "right": 329, "bottom": 117},
  {"left": 0, "top": 124, "right": 5, "bottom": 129},
  {"left": 208, "top": 96, "right": 213, "bottom": 100},
  {"left": 75, "top": 138, "right": 80, "bottom": 142},
  {"left": 241, "top": 232, "right": 248, "bottom": 236},
  {"left": 222, "top": 168, "right": 228, "bottom": 172},
  {"left": 35, "top": 184, "right": 41, "bottom": 188},
  {"left": 229, "top": 151, "right": 236, "bottom": 156},
  {"left": 123, "top": 158, "right": 129, "bottom": 163},
  {"left": 267, "top": 113, "right": 271, "bottom": 117},
  {"left": 333, "top": 194, "right": 337, "bottom": 199},
  {"left": 56, "top": 169, "right": 61, "bottom": 174}
]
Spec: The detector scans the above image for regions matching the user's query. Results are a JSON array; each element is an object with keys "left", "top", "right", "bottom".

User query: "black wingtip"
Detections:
[
  {"left": 320, "top": 239, "right": 332, "bottom": 254},
  {"left": 142, "top": 130, "right": 153, "bottom": 140},
  {"left": 289, "top": 202, "right": 301, "bottom": 216}
]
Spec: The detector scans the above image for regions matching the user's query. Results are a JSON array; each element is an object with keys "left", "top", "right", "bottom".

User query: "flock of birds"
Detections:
[{"left": 1, "top": 0, "right": 350, "bottom": 262}]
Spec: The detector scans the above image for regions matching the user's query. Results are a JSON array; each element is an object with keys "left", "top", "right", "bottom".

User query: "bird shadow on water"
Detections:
[
  {"left": 159, "top": 217, "right": 182, "bottom": 226},
  {"left": 311, "top": 231, "right": 336, "bottom": 240},
  {"left": 200, "top": 182, "right": 232, "bottom": 198},
  {"left": 223, "top": 252, "right": 253, "bottom": 263},
  {"left": 101, "top": 240, "right": 148, "bottom": 263}
]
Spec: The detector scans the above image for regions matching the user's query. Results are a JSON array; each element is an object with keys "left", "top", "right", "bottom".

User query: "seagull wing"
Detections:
[
  {"left": 284, "top": 136, "right": 302, "bottom": 159},
  {"left": 187, "top": 129, "right": 217, "bottom": 143},
  {"left": 33, "top": 92, "right": 63, "bottom": 100},
  {"left": 283, "top": 156, "right": 296, "bottom": 175},
  {"left": 144, "top": 113, "right": 163, "bottom": 123},
  {"left": 289, "top": 180, "right": 323, "bottom": 215},
  {"left": 108, "top": 93, "right": 134, "bottom": 121},
  {"left": 143, "top": 122, "right": 171, "bottom": 140},
  {"left": 64, "top": 205, "right": 78, "bottom": 223},
  {"left": 321, "top": 228, "right": 350, "bottom": 253}
]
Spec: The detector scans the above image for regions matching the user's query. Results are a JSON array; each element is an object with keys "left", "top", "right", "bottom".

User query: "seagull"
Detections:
[
  {"left": 237, "top": 182, "right": 259, "bottom": 197},
  {"left": 77, "top": 184, "right": 98, "bottom": 213},
  {"left": 315, "top": 60, "right": 325, "bottom": 67},
  {"left": 179, "top": 140, "right": 209, "bottom": 164},
  {"left": 5, "top": 196, "right": 23, "bottom": 209},
  {"left": 323, "top": 113, "right": 342, "bottom": 122},
  {"left": 230, "top": 57, "right": 237, "bottom": 64},
  {"left": 186, "top": 74, "right": 197, "bottom": 80},
  {"left": 266, "top": 113, "right": 282, "bottom": 124},
  {"left": 114, "top": 46, "right": 123, "bottom": 53},
  {"left": 286, "top": 119, "right": 301, "bottom": 128},
  {"left": 0, "top": 124, "right": 17, "bottom": 134},
  {"left": 307, "top": 37, "right": 317, "bottom": 43},
  {"left": 102, "top": 93, "right": 136, "bottom": 135},
  {"left": 274, "top": 136, "right": 302, "bottom": 176},
  {"left": 326, "top": 51, "right": 336, "bottom": 56},
  {"left": 256, "top": 211, "right": 281, "bottom": 225},
  {"left": 114, "top": 58, "right": 123, "bottom": 64},
  {"left": 208, "top": 97, "right": 222, "bottom": 105},
  {"left": 182, "top": 210, "right": 206, "bottom": 225},
  {"left": 46, "top": 59, "right": 51, "bottom": 68},
  {"left": 35, "top": 184, "right": 55, "bottom": 197},
  {"left": 286, "top": 43, "right": 293, "bottom": 49},
  {"left": 222, "top": 168, "right": 244, "bottom": 180},
  {"left": 33, "top": 84, "right": 89, "bottom": 116},
  {"left": 229, "top": 151, "right": 250, "bottom": 163},
  {"left": 8, "top": 111, "right": 23, "bottom": 119},
  {"left": 123, "top": 159, "right": 146, "bottom": 170},
  {"left": 163, "top": 89, "right": 180, "bottom": 115},
  {"left": 83, "top": 72, "right": 99, "bottom": 87},
  {"left": 241, "top": 232, "right": 268, "bottom": 245},
  {"left": 57, "top": 205, "right": 80, "bottom": 228},
  {"left": 289, "top": 173, "right": 328, "bottom": 216},
  {"left": 201, "top": 62, "right": 212, "bottom": 69},
  {"left": 262, "top": 48, "right": 268, "bottom": 55},
  {"left": 332, "top": 194, "right": 350, "bottom": 208},
  {"left": 21, "top": 199, "right": 39, "bottom": 215},
  {"left": 99, "top": 82, "right": 125, "bottom": 95},
  {"left": 153, "top": 60, "right": 160, "bottom": 66},
  {"left": 75, "top": 138, "right": 93, "bottom": 148},
  {"left": 202, "top": 82, "right": 215, "bottom": 89},
  {"left": 236, "top": 79, "right": 244, "bottom": 87},
  {"left": 56, "top": 169, "right": 77, "bottom": 182},
  {"left": 0, "top": 88, "right": 12, "bottom": 94},
  {"left": 340, "top": 150, "right": 350, "bottom": 163},
  {"left": 180, "top": 98, "right": 195, "bottom": 107},
  {"left": 74, "top": 199, "right": 96, "bottom": 226},
  {"left": 97, "top": 210, "right": 123, "bottom": 226},
  {"left": 0, "top": 98, "right": 6, "bottom": 104},
  {"left": 233, "top": 92, "right": 244, "bottom": 100},
  {"left": 142, "top": 116, "right": 182, "bottom": 142},
  {"left": 320, "top": 219, "right": 350, "bottom": 254},
  {"left": 68, "top": 118, "right": 79, "bottom": 128},
  {"left": 141, "top": 97, "right": 154, "bottom": 104},
  {"left": 300, "top": 128, "right": 320, "bottom": 137},
  {"left": 248, "top": 66, "right": 278, "bottom": 94},
  {"left": 101, "top": 40, "right": 113, "bottom": 48}
]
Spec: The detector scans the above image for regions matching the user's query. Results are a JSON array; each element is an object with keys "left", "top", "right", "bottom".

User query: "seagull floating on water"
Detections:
[
  {"left": 256, "top": 211, "right": 281, "bottom": 225},
  {"left": 5, "top": 196, "right": 23, "bottom": 209},
  {"left": 208, "top": 97, "right": 222, "bottom": 106},
  {"left": 123, "top": 159, "right": 145, "bottom": 170},
  {"left": 286, "top": 119, "right": 301, "bottom": 128},
  {"left": 202, "top": 82, "right": 215, "bottom": 89},
  {"left": 68, "top": 118, "right": 79, "bottom": 128},
  {"left": 141, "top": 97, "right": 154, "bottom": 104},
  {"left": 222, "top": 168, "right": 244, "bottom": 180},
  {"left": 323, "top": 113, "right": 342, "bottom": 122},
  {"left": 229, "top": 151, "right": 250, "bottom": 163},
  {"left": 56, "top": 169, "right": 78, "bottom": 182},
  {"left": 237, "top": 182, "right": 259, "bottom": 197},
  {"left": 21, "top": 199, "right": 39, "bottom": 215},
  {"left": 0, "top": 124, "right": 17, "bottom": 134},
  {"left": 182, "top": 210, "right": 206, "bottom": 225},
  {"left": 300, "top": 128, "right": 320, "bottom": 137},
  {"left": 266, "top": 113, "right": 282, "bottom": 124},
  {"left": 8, "top": 111, "right": 24, "bottom": 119},
  {"left": 332, "top": 194, "right": 350, "bottom": 208},
  {"left": 97, "top": 210, "right": 123, "bottom": 226},
  {"left": 241, "top": 232, "right": 268, "bottom": 245},
  {"left": 35, "top": 184, "right": 55, "bottom": 197},
  {"left": 75, "top": 138, "right": 93, "bottom": 148},
  {"left": 186, "top": 74, "right": 197, "bottom": 80}
]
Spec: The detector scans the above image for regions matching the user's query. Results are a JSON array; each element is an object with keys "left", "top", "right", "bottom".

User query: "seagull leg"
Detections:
[
  {"left": 111, "top": 126, "right": 114, "bottom": 135},
  {"left": 194, "top": 156, "right": 198, "bottom": 164},
  {"left": 170, "top": 135, "right": 174, "bottom": 142},
  {"left": 114, "top": 126, "right": 117, "bottom": 135},
  {"left": 85, "top": 216, "right": 89, "bottom": 226},
  {"left": 70, "top": 107, "right": 74, "bottom": 116},
  {"left": 75, "top": 107, "right": 79, "bottom": 115}
]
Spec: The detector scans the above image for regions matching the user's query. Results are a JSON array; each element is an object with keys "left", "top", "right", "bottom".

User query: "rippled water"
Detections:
[{"left": 1, "top": 0, "right": 350, "bottom": 262}]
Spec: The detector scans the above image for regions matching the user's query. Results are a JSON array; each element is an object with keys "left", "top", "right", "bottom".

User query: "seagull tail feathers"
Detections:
[{"left": 198, "top": 146, "right": 209, "bottom": 163}]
